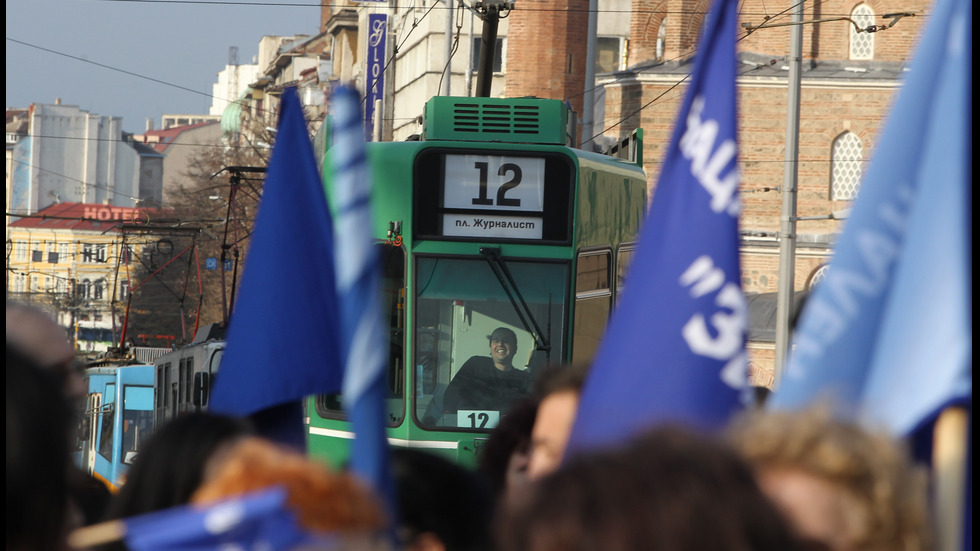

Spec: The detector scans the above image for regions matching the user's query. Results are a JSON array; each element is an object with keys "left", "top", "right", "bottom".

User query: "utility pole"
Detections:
[
  {"left": 580, "top": 0, "right": 598, "bottom": 149},
  {"left": 773, "top": 2, "right": 804, "bottom": 386},
  {"left": 443, "top": 0, "right": 454, "bottom": 96},
  {"left": 474, "top": 0, "right": 514, "bottom": 97}
]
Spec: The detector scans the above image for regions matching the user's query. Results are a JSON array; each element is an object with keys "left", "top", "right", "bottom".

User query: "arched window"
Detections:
[
  {"left": 850, "top": 4, "right": 875, "bottom": 60},
  {"left": 807, "top": 264, "right": 831, "bottom": 290},
  {"left": 831, "top": 131, "right": 863, "bottom": 200},
  {"left": 656, "top": 19, "right": 667, "bottom": 61}
]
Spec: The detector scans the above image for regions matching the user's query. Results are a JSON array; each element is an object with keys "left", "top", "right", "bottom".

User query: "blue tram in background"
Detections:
[{"left": 75, "top": 364, "right": 155, "bottom": 490}]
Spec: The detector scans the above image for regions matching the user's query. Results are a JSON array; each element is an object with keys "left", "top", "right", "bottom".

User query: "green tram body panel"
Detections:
[{"left": 308, "top": 97, "right": 646, "bottom": 469}]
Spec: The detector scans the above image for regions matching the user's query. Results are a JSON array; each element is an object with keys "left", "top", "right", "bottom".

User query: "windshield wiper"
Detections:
[{"left": 480, "top": 247, "right": 551, "bottom": 361}]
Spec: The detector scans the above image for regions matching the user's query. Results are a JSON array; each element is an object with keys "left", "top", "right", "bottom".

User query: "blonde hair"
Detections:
[
  {"left": 190, "top": 437, "right": 386, "bottom": 535},
  {"left": 728, "top": 408, "right": 932, "bottom": 551}
]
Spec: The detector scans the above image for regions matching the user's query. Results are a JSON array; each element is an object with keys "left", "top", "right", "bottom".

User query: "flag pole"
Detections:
[{"left": 933, "top": 407, "right": 969, "bottom": 551}]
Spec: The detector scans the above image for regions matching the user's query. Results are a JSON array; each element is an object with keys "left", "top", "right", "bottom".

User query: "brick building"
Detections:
[{"left": 506, "top": 0, "right": 930, "bottom": 384}]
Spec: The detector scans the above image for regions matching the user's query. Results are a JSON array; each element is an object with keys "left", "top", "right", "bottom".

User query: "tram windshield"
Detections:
[{"left": 414, "top": 256, "right": 568, "bottom": 430}]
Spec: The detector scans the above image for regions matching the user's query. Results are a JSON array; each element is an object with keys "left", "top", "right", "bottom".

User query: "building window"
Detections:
[
  {"left": 850, "top": 4, "right": 874, "bottom": 60},
  {"left": 82, "top": 244, "right": 107, "bottom": 263},
  {"left": 120, "top": 280, "right": 130, "bottom": 300},
  {"left": 121, "top": 244, "right": 133, "bottom": 265},
  {"left": 807, "top": 264, "right": 830, "bottom": 290},
  {"left": 831, "top": 131, "right": 863, "bottom": 200},
  {"left": 596, "top": 37, "right": 627, "bottom": 73},
  {"left": 471, "top": 37, "right": 505, "bottom": 73},
  {"left": 93, "top": 280, "right": 105, "bottom": 301},
  {"left": 656, "top": 19, "right": 667, "bottom": 61},
  {"left": 78, "top": 279, "right": 91, "bottom": 300}
]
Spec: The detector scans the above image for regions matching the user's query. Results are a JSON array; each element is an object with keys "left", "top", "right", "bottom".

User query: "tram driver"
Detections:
[{"left": 442, "top": 327, "right": 531, "bottom": 414}]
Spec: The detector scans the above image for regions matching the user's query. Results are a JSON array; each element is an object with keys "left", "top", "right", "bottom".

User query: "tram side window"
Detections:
[
  {"left": 178, "top": 359, "right": 187, "bottom": 413},
  {"left": 414, "top": 257, "right": 568, "bottom": 431},
  {"left": 314, "top": 244, "right": 406, "bottom": 426},
  {"left": 572, "top": 251, "right": 612, "bottom": 365},
  {"left": 79, "top": 392, "right": 102, "bottom": 455},
  {"left": 155, "top": 367, "right": 164, "bottom": 409},
  {"left": 156, "top": 362, "right": 171, "bottom": 425},
  {"left": 183, "top": 357, "right": 195, "bottom": 406},
  {"left": 122, "top": 385, "right": 154, "bottom": 462},
  {"left": 616, "top": 244, "right": 636, "bottom": 303}
]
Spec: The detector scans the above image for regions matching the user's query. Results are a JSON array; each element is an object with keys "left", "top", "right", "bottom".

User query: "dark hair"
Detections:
[
  {"left": 477, "top": 396, "right": 539, "bottom": 501},
  {"left": 6, "top": 345, "right": 72, "bottom": 551},
  {"left": 104, "top": 412, "right": 253, "bottom": 520},
  {"left": 488, "top": 327, "right": 518, "bottom": 345},
  {"left": 497, "top": 426, "right": 804, "bottom": 551},
  {"left": 392, "top": 448, "right": 494, "bottom": 551}
]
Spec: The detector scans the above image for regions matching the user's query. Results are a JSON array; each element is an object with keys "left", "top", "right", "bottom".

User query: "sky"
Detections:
[{"left": 6, "top": 0, "right": 320, "bottom": 134}]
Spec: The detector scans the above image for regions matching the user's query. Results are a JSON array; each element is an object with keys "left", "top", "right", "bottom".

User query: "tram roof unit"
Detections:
[
  {"left": 422, "top": 96, "right": 571, "bottom": 146},
  {"left": 418, "top": 95, "right": 643, "bottom": 167}
]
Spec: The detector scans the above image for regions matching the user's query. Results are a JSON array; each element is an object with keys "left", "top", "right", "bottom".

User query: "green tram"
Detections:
[{"left": 308, "top": 96, "right": 647, "bottom": 468}]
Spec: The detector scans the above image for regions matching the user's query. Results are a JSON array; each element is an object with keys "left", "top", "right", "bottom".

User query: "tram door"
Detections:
[{"left": 81, "top": 392, "right": 102, "bottom": 474}]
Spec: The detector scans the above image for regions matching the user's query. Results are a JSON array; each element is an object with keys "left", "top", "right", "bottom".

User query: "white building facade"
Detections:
[{"left": 8, "top": 102, "right": 160, "bottom": 216}]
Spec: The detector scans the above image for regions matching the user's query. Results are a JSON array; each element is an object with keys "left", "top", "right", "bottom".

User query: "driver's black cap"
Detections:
[{"left": 488, "top": 327, "right": 518, "bottom": 345}]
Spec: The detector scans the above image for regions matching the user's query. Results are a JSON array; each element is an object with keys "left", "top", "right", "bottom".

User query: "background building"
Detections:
[
  {"left": 134, "top": 121, "right": 224, "bottom": 200},
  {"left": 6, "top": 202, "right": 161, "bottom": 352},
  {"left": 7, "top": 101, "right": 163, "bottom": 217},
  {"left": 589, "top": 0, "right": 928, "bottom": 384}
]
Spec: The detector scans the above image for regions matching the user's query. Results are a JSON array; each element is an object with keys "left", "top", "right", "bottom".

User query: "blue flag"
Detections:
[
  {"left": 567, "top": 0, "right": 745, "bottom": 453},
  {"left": 210, "top": 87, "right": 344, "bottom": 447},
  {"left": 770, "top": 0, "right": 971, "bottom": 438},
  {"left": 329, "top": 86, "right": 395, "bottom": 516},
  {"left": 124, "top": 487, "right": 315, "bottom": 551}
]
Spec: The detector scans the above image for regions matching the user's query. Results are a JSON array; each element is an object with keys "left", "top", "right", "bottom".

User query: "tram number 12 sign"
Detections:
[{"left": 442, "top": 154, "right": 545, "bottom": 239}]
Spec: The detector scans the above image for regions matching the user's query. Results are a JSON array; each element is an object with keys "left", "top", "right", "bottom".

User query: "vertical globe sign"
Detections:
[{"left": 364, "top": 13, "right": 387, "bottom": 141}]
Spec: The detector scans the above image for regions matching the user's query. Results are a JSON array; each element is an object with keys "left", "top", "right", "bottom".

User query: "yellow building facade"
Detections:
[{"left": 6, "top": 202, "right": 158, "bottom": 352}]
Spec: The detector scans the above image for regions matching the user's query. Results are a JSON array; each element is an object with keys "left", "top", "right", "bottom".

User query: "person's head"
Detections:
[
  {"left": 498, "top": 426, "right": 804, "bottom": 551},
  {"left": 526, "top": 363, "right": 589, "bottom": 480},
  {"left": 104, "top": 412, "right": 254, "bottom": 519},
  {"left": 477, "top": 397, "right": 539, "bottom": 501},
  {"left": 7, "top": 301, "right": 84, "bottom": 401},
  {"left": 488, "top": 327, "right": 518, "bottom": 368},
  {"left": 7, "top": 345, "right": 73, "bottom": 551},
  {"left": 728, "top": 409, "right": 932, "bottom": 551},
  {"left": 392, "top": 448, "right": 493, "bottom": 551}
]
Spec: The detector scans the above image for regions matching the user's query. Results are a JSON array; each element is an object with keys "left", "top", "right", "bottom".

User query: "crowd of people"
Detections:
[{"left": 7, "top": 301, "right": 936, "bottom": 551}]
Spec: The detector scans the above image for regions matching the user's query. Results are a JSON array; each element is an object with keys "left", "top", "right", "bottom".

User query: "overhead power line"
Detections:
[{"left": 95, "top": 0, "right": 883, "bottom": 17}]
